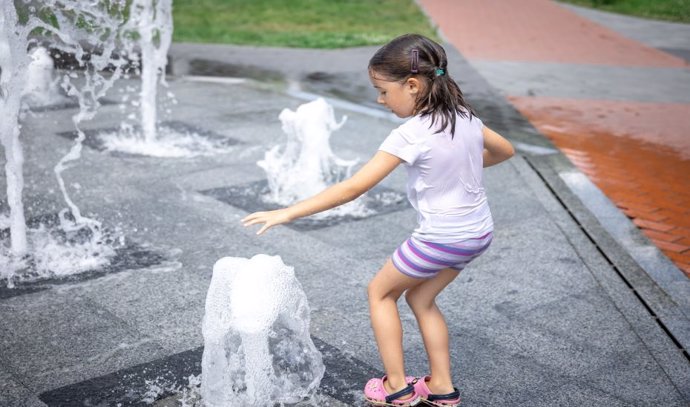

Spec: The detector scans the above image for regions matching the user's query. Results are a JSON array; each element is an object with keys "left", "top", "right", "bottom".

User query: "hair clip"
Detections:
[
  {"left": 410, "top": 49, "right": 419, "bottom": 74},
  {"left": 434, "top": 68, "right": 445, "bottom": 77}
]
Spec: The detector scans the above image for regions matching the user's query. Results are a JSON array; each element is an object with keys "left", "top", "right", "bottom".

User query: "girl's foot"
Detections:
[
  {"left": 364, "top": 376, "right": 421, "bottom": 406},
  {"left": 413, "top": 376, "right": 461, "bottom": 406}
]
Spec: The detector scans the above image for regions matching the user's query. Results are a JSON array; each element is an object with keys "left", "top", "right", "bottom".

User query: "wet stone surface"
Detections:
[
  {"left": 201, "top": 180, "right": 409, "bottom": 231},
  {"left": 54, "top": 120, "right": 241, "bottom": 154},
  {"left": 0, "top": 213, "right": 165, "bottom": 299},
  {"left": 188, "top": 58, "right": 284, "bottom": 82},
  {"left": 27, "top": 97, "right": 118, "bottom": 113},
  {"left": 38, "top": 337, "right": 377, "bottom": 407}
]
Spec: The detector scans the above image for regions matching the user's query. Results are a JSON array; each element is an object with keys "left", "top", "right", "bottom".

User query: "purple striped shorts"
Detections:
[{"left": 391, "top": 232, "right": 493, "bottom": 279}]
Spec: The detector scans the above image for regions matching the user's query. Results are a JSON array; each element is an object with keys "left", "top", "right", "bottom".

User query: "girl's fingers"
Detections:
[
  {"left": 241, "top": 210, "right": 284, "bottom": 235},
  {"left": 243, "top": 218, "right": 262, "bottom": 226},
  {"left": 256, "top": 223, "right": 271, "bottom": 235},
  {"left": 242, "top": 213, "right": 265, "bottom": 226},
  {"left": 241, "top": 212, "right": 260, "bottom": 223}
]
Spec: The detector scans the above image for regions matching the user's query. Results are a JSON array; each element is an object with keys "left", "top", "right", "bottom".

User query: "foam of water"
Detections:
[
  {"left": 201, "top": 254, "right": 324, "bottom": 407},
  {"left": 139, "top": 374, "right": 202, "bottom": 406},
  {"left": 96, "top": 123, "right": 232, "bottom": 158},
  {"left": 0, "top": 212, "right": 118, "bottom": 287},
  {"left": 258, "top": 98, "right": 371, "bottom": 216},
  {"left": 23, "top": 47, "right": 63, "bottom": 107}
]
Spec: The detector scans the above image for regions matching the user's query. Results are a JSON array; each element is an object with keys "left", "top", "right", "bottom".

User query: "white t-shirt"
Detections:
[{"left": 379, "top": 113, "right": 493, "bottom": 243}]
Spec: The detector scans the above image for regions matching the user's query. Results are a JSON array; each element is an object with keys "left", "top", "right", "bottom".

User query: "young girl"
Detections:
[{"left": 242, "top": 33, "right": 514, "bottom": 406}]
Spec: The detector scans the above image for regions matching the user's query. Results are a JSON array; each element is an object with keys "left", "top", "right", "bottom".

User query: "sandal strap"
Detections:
[
  {"left": 385, "top": 383, "right": 416, "bottom": 403},
  {"left": 427, "top": 387, "right": 460, "bottom": 401}
]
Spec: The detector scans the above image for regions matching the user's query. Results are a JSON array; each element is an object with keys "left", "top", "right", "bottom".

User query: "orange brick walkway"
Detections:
[
  {"left": 419, "top": 0, "right": 690, "bottom": 277},
  {"left": 509, "top": 97, "right": 690, "bottom": 276}
]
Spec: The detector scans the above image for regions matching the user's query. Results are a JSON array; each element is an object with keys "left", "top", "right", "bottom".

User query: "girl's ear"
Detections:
[{"left": 406, "top": 77, "right": 421, "bottom": 95}]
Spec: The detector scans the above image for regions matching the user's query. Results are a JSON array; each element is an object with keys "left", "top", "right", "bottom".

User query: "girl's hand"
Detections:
[{"left": 241, "top": 209, "right": 292, "bottom": 235}]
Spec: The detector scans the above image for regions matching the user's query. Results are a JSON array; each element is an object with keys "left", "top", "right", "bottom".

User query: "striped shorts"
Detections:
[{"left": 391, "top": 232, "right": 493, "bottom": 279}]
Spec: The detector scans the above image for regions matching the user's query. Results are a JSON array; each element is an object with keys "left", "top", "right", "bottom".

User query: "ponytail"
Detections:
[{"left": 369, "top": 33, "right": 475, "bottom": 138}]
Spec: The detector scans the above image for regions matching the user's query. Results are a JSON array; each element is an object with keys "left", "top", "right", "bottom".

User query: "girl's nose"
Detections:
[{"left": 377, "top": 95, "right": 385, "bottom": 104}]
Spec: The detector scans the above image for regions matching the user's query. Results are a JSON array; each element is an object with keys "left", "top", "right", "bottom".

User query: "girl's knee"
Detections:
[
  {"left": 404, "top": 288, "right": 434, "bottom": 311},
  {"left": 367, "top": 277, "right": 404, "bottom": 303},
  {"left": 367, "top": 278, "right": 387, "bottom": 302}
]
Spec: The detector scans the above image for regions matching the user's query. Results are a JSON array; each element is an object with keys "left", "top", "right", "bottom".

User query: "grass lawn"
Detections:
[
  {"left": 559, "top": 0, "right": 690, "bottom": 23},
  {"left": 172, "top": 0, "right": 439, "bottom": 48}
]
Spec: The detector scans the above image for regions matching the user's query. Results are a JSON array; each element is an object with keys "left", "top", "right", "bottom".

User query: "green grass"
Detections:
[
  {"left": 172, "top": 0, "right": 439, "bottom": 48},
  {"left": 559, "top": 0, "right": 690, "bottom": 23}
]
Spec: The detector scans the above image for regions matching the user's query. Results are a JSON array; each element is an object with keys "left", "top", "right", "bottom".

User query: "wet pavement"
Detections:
[{"left": 419, "top": 0, "right": 690, "bottom": 278}]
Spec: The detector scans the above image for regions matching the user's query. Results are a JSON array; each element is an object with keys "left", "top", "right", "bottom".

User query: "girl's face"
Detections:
[{"left": 369, "top": 70, "right": 421, "bottom": 118}]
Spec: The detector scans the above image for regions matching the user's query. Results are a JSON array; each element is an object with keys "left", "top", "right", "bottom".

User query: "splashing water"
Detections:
[
  {"left": 97, "top": 123, "right": 231, "bottom": 158},
  {"left": 201, "top": 254, "right": 324, "bottom": 407},
  {"left": 101, "top": 0, "right": 233, "bottom": 158},
  {"left": 1, "top": 0, "right": 131, "bottom": 281},
  {"left": 258, "top": 98, "right": 372, "bottom": 218},
  {"left": 0, "top": 211, "right": 117, "bottom": 287},
  {"left": 126, "top": 0, "right": 173, "bottom": 144},
  {"left": 1, "top": 1, "right": 31, "bottom": 256},
  {"left": 23, "top": 46, "right": 63, "bottom": 107}
]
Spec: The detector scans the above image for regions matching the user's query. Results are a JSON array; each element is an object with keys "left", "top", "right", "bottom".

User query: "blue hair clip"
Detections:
[{"left": 434, "top": 68, "right": 445, "bottom": 77}]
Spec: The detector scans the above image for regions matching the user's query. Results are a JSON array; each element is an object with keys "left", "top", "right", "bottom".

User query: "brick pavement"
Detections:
[
  {"left": 418, "top": 0, "right": 690, "bottom": 278},
  {"left": 510, "top": 96, "right": 690, "bottom": 276}
]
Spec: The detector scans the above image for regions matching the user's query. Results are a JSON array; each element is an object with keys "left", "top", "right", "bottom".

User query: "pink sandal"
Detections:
[
  {"left": 413, "top": 376, "right": 461, "bottom": 406},
  {"left": 364, "top": 375, "right": 421, "bottom": 406}
]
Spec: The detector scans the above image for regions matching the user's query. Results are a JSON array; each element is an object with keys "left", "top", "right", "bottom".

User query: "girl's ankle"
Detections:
[
  {"left": 384, "top": 376, "right": 409, "bottom": 394},
  {"left": 427, "top": 378, "right": 455, "bottom": 395}
]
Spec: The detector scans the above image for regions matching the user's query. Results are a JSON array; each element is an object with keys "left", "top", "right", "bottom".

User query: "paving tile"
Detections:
[
  {"left": 634, "top": 210, "right": 671, "bottom": 223},
  {"left": 655, "top": 240, "right": 690, "bottom": 253},
  {"left": 677, "top": 236, "right": 690, "bottom": 246},
  {"left": 644, "top": 229, "right": 683, "bottom": 243},
  {"left": 616, "top": 200, "right": 660, "bottom": 213},
  {"left": 633, "top": 218, "right": 676, "bottom": 232},
  {"left": 0, "top": 294, "right": 168, "bottom": 393},
  {"left": 673, "top": 227, "right": 690, "bottom": 239}
]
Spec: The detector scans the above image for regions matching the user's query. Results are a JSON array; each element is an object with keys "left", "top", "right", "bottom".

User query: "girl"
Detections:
[{"left": 242, "top": 33, "right": 514, "bottom": 406}]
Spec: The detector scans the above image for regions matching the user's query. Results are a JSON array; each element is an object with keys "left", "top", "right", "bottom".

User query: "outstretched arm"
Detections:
[
  {"left": 483, "top": 125, "right": 514, "bottom": 167},
  {"left": 242, "top": 151, "right": 402, "bottom": 235}
]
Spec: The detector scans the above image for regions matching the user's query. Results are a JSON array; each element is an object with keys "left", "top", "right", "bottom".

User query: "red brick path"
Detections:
[
  {"left": 509, "top": 97, "right": 690, "bottom": 276},
  {"left": 419, "top": 0, "right": 690, "bottom": 277}
]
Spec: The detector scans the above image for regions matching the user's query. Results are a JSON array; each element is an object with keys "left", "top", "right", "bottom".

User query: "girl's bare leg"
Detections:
[
  {"left": 404, "top": 268, "right": 460, "bottom": 394},
  {"left": 367, "top": 258, "right": 425, "bottom": 394}
]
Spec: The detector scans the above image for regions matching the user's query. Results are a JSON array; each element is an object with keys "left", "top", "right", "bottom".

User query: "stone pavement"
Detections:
[{"left": 1, "top": 9, "right": 690, "bottom": 407}]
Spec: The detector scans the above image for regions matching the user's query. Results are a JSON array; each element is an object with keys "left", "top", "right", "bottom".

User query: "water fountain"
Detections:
[
  {"left": 258, "top": 97, "right": 360, "bottom": 209},
  {"left": 128, "top": 0, "right": 174, "bottom": 144},
  {"left": 202, "top": 97, "right": 407, "bottom": 230},
  {"left": 89, "top": 0, "right": 238, "bottom": 158},
  {"left": 0, "top": 0, "right": 30, "bottom": 258},
  {"left": 0, "top": 0, "right": 161, "bottom": 286},
  {"left": 202, "top": 254, "right": 324, "bottom": 407}
]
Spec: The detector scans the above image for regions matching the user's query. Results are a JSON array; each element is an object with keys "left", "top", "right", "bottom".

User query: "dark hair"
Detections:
[{"left": 368, "top": 33, "right": 476, "bottom": 137}]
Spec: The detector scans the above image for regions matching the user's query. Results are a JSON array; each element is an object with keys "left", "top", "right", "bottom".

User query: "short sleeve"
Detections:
[{"left": 378, "top": 128, "right": 422, "bottom": 165}]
